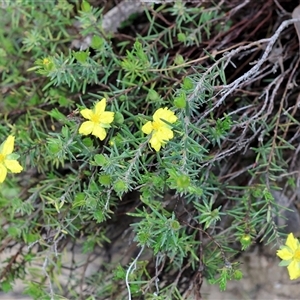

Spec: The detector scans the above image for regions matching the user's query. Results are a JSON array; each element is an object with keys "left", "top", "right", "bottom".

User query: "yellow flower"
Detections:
[
  {"left": 42, "top": 57, "right": 53, "bottom": 70},
  {"left": 277, "top": 233, "right": 300, "bottom": 280},
  {"left": 142, "top": 107, "right": 177, "bottom": 151},
  {"left": 0, "top": 135, "right": 23, "bottom": 183},
  {"left": 79, "top": 98, "right": 114, "bottom": 140},
  {"left": 42, "top": 58, "right": 50, "bottom": 65}
]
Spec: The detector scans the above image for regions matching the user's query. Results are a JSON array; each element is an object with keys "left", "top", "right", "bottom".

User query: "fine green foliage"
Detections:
[{"left": 0, "top": 1, "right": 298, "bottom": 299}]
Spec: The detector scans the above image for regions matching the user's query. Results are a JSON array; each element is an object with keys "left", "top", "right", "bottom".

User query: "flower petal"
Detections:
[
  {"left": 0, "top": 164, "right": 7, "bottom": 183},
  {"left": 153, "top": 107, "right": 177, "bottom": 124},
  {"left": 4, "top": 159, "right": 23, "bottom": 173},
  {"left": 168, "top": 113, "right": 177, "bottom": 123},
  {"left": 287, "top": 260, "right": 300, "bottom": 280},
  {"left": 158, "top": 127, "right": 174, "bottom": 140},
  {"left": 277, "top": 247, "right": 294, "bottom": 261},
  {"left": 286, "top": 233, "right": 299, "bottom": 252},
  {"left": 80, "top": 108, "right": 93, "bottom": 120},
  {"left": 150, "top": 135, "right": 162, "bottom": 151},
  {"left": 153, "top": 108, "right": 165, "bottom": 122},
  {"left": 79, "top": 121, "right": 94, "bottom": 135},
  {"left": 1, "top": 135, "right": 14, "bottom": 156},
  {"left": 94, "top": 98, "right": 106, "bottom": 115},
  {"left": 100, "top": 111, "right": 114, "bottom": 124},
  {"left": 162, "top": 108, "right": 177, "bottom": 123},
  {"left": 142, "top": 121, "right": 153, "bottom": 135},
  {"left": 92, "top": 125, "right": 107, "bottom": 140}
]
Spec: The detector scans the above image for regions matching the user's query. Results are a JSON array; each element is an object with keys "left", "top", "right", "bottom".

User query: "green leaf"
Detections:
[
  {"left": 94, "top": 154, "right": 108, "bottom": 166},
  {"left": 48, "top": 108, "right": 68, "bottom": 122},
  {"left": 81, "top": 0, "right": 91, "bottom": 12},
  {"left": 177, "top": 33, "right": 187, "bottom": 42},
  {"left": 1, "top": 280, "right": 13, "bottom": 293},
  {"left": 7, "top": 226, "right": 22, "bottom": 238},
  {"left": 233, "top": 270, "right": 243, "bottom": 280},
  {"left": 91, "top": 35, "right": 104, "bottom": 49},
  {"left": 182, "top": 77, "right": 194, "bottom": 90},
  {"left": 73, "top": 50, "right": 90, "bottom": 63},
  {"left": 278, "top": 260, "right": 291, "bottom": 267},
  {"left": 73, "top": 192, "right": 86, "bottom": 208},
  {"left": 174, "top": 93, "right": 187, "bottom": 109},
  {"left": 98, "top": 174, "right": 111, "bottom": 186},
  {"left": 114, "top": 112, "right": 124, "bottom": 124},
  {"left": 148, "top": 89, "right": 160, "bottom": 101},
  {"left": 174, "top": 54, "right": 184, "bottom": 65}
]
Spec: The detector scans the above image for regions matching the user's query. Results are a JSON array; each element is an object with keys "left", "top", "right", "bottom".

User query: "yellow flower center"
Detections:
[
  {"left": 0, "top": 153, "right": 5, "bottom": 163},
  {"left": 152, "top": 121, "right": 160, "bottom": 131},
  {"left": 242, "top": 234, "right": 251, "bottom": 242},
  {"left": 91, "top": 113, "right": 100, "bottom": 123},
  {"left": 294, "top": 249, "right": 300, "bottom": 261},
  {"left": 43, "top": 58, "right": 50, "bottom": 65}
]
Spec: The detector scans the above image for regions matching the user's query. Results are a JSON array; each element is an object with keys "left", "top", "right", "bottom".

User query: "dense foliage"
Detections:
[{"left": 1, "top": 1, "right": 300, "bottom": 299}]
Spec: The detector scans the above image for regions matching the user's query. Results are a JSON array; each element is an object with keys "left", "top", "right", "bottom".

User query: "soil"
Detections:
[
  {"left": 1, "top": 243, "right": 300, "bottom": 300},
  {"left": 203, "top": 247, "right": 300, "bottom": 300}
]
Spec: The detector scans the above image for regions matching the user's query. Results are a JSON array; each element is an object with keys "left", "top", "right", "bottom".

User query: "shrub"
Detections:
[{"left": 1, "top": 1, "right": 300, "bottom": 299}]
